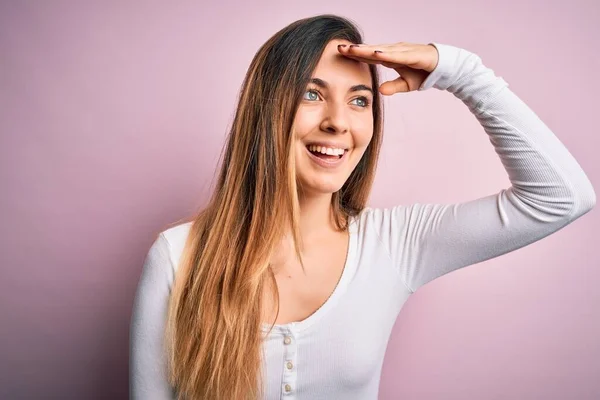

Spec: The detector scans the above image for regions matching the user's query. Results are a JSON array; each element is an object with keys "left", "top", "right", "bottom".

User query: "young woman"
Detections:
[{"left": 129, "top": 14, "right": 596, "bottom": 400}]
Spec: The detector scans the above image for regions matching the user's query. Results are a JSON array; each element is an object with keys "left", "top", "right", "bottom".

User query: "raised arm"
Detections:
[
  {"left": 129, "top": 234, "right": 177, "bottom": 399},
  {"left": 366, "top": 43, "right": 595, "bottom": 293}
]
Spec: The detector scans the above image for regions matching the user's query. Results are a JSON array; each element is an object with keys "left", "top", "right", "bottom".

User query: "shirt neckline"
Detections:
[{"left": 261, "top": 215, "right": 358, "bottom": 335}]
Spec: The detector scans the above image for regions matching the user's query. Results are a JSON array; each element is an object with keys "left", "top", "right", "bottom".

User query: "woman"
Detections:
[{"left": 129, "top": 14, "right": 596, "bottom": 400}]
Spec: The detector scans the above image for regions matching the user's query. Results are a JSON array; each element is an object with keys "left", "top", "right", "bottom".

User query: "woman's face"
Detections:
[{"left": 293, "top": 39, "right": 375, "bottom": 196}]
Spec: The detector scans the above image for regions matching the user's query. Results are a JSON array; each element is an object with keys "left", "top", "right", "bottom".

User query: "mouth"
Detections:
[{"left": 305, "top": 144, "right": 349, "bottom": 168}]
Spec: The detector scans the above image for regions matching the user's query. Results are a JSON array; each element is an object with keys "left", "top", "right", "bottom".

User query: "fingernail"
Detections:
[
  {"left": 349, "top": 44, "right": 358, "bottom": 48},
  {"left": 338, "top": 44, "right": 347, "bottom": 49},
  {"left": 374, "top": 50, "right": 382, "bottom": 54}
]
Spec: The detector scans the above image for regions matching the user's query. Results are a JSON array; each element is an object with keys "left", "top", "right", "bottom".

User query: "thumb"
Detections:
[
  {"left": 380, "top": 63, "right": 425, "bottom": 93},
  {"left": 379, "top": 76, "right": 410, "bottom": 95}
]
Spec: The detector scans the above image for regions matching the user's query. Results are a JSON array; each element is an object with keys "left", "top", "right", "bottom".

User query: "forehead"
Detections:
[{"left": 311, "top": 39, "right": 372, "bottom": 88}]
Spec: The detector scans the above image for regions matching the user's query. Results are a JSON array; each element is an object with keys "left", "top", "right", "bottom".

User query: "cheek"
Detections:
[
  {"left": 350, "top": 114, "right": 373, "bottom": 143},
  {"left": 349, "top": 131, "right": 374, "bottom": 167},
  {"left": 354, "top": 127, "right": 374, "bottom": 152},
  {"left": 293, "top": 109, "right": 318, "bottom": 133}
]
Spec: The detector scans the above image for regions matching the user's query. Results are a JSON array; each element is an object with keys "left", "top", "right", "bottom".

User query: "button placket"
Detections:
[{"left": 281, "top": 327, "right": 298, "bottom": 397}]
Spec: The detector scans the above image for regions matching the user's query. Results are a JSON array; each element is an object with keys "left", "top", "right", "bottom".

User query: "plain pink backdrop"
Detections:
[{"left": 1, "top": 1, "right": 598, "bottom": 399}]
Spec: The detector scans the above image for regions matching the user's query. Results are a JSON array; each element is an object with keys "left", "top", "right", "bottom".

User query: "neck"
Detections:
[
  {"left": 271, "top": 191, "right": 339, "bottom": 268},
  {"left": 277, "top": 191, "right": 338, "bottom": 255},
  {"left": 296, "top": 191, "right": 336, "bottom": 238}
]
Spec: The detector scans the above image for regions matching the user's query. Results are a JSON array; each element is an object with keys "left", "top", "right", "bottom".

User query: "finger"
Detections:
[
  {"left": 339, "top": 53, "right": 387, "bottom": 65},
  {"left": 382, "top": 66, "right": 426, "bottom": 93},
  {"left": 340, "top": 47, "right": 423, "bottom": 70},
  {"left": 341, "top": 53, "right": 416, "bottom": 78},
  {"left": 370, "top": 49, "right": 423, "bottom": 67},
  {"left": 379, "top": 76, "right": 410, "bottom": 95},
  {"left": 340, "top": 44, "right": 412, "bottom": 58},
  {"left": 394, "top": 65, "right": 430, "bottom": 91},
  {"left": 381, "top": 61, "right": 398, "bottom": 69},
  {"left": 339, "top": 43, "right": 410, "bottom": 52},
  {"left": 337, "top": 44, "right": 390, "bottom": 60}
]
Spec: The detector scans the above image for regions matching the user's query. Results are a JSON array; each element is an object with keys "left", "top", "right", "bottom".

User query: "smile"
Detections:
[{"left": 305, "top": 145, "right": 349, "bottom": 169}]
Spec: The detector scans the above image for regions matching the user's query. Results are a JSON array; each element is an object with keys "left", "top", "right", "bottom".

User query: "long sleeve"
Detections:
[
  {"left": 374, "top": 42, "right": 596, "bottom": 293},
  {"left": 129, "top": 233, "right": 177, "bottom": 399}
]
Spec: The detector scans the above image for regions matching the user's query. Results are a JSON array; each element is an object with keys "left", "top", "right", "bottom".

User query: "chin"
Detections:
[{"left": 297, "top": 177, "right": 344, "bottom": 196}]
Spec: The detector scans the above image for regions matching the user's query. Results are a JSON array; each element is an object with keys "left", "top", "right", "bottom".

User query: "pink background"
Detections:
[{"left": 1, "top": 2, "right": 598, "bottom": 399}]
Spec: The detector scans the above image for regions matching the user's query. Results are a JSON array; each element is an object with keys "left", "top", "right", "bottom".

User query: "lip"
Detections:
[
  {"left": 304, "top": 141, "right": 350, "bottom": 150},
  {"left": 305, "top": 145, "right": 349, "bottom": 169}
]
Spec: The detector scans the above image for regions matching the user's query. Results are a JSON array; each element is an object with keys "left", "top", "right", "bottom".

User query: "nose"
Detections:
[{"left": 319, "top": 101, "right": 349, "bottom": 134}]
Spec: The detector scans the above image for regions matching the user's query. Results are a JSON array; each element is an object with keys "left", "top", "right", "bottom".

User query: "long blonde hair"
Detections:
[{"left": 164, "top": 14, "right": 384, "bottom": 399}]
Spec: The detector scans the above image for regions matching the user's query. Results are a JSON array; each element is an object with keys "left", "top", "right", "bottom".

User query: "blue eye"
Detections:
[
  {"left": 303, "top": 88, "right": 370, "bottom": 108},
  {"left": 304, "top": 89, "right": 320, "bottom": 101},
  {"left": 352, "top": 97, "right": 370, "bottom": 108}
]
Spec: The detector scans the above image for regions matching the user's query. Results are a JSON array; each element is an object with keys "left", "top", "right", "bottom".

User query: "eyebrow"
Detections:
[{"left": 309, "top": 78, "right": 374, "bottom": 96}]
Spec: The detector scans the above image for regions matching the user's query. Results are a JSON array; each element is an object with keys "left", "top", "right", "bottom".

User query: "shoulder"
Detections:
[
  {"left": 159, "top": 220, "right": 193, "bottom": 274},
  {"left": 352, "top": 205, "right": 403, "bottom": 247},
  {"left": 354, "top": 202, "right": 454, "bottom": 252},
  {"left": 353, "top": 204, "right": 424, "bottom": 250},
  {"left": 134, "top": 221, "right": 194, "bottom": 298},
  {"left": 354, "top": 205, "right": 408, "bottom": 231},
  {"left": 355, "top": 203, "right": 435, "bottom": 228}
]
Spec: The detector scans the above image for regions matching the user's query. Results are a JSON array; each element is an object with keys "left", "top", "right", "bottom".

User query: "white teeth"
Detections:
[{"left": 308, "top": 145, "right": 346, "bottom": 155}]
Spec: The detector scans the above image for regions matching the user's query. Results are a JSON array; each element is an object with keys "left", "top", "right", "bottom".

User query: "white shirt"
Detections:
[{"left": 129, "top": 42, "right": 596, "bottom": 400}]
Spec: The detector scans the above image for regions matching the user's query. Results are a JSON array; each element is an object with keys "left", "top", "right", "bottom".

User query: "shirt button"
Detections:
[
  {"left": 284, "top": 336, "right": 292, "bottom": 345},
  {"left": 284, "top": 384, "right": 292, "bottom": 392},
  {"left": 286, "top": 361, "right": 293, "bottom": 370}
]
